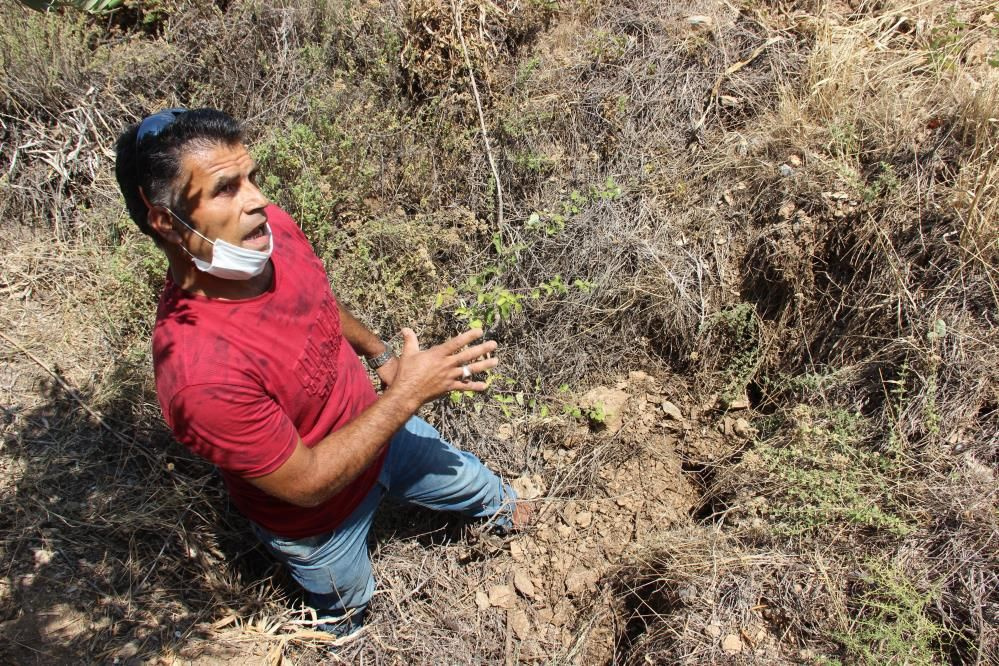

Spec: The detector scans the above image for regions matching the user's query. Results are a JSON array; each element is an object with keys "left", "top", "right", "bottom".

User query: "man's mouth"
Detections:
[
  {"left": 244, "top": 223, "right": 267, "bottom": 241},
  {"left": 241, "top": 222, "right": 271, "bottom": 250}
]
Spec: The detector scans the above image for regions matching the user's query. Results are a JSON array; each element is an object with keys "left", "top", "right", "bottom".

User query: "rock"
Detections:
[
  {"left": 705, "top": 623, "right": 722, "bottom": 638},
  {"left": 512, "top": 474, "right": 544, "bottom": 500},
  {"left": 488, "top": 585, "right": 516, "bottom": 609},
  {"left": 116, "top": 641, "right": 140, "bottom": 659},
  {"left": 475, "top": 590, "right": 490, "bottom": 610},
  {"left": 556, "top": 523, "right": 573, "bottom": 539},
  {"left": 510, "top": 540, "right": 525, "bottom": 562},
  {"left": 779, "top": 163, "right": 794, "bottom": 177},
  {"left": 727, "top": 395, "right": 750, "bottom": 410},
  {"left": 615, "top": 496, "right": 640, "bottom": 511},
  {"left": 661, "top": 400, "right": 684, "bottom": 421},
  {"left": 965, "top": 38, "right": 992, "bottom": 65},
  {"left": 733, "top": 418, "right": 753, "bottom": 438},
  {"left": 565, "top": 568, "right": 600, "bottom": 595},
  {"left": 574, "top": 511, "right": 593, "bottom": 528},
  {"left": 33, "top": 548, "right": 54, "bottom": 566},
  {"left": 722, "top": 634, "right": 743, "bottom": 655},
  {"left": 509, "top": 609, "right": 531, "bottom": 640},
  {"left": 628, "top": 370, "right": 649, "bottom": 383},
  {"left": 513, "top": 569, "right": 536, "bottom": 599},
  {"left": 518, "top": 638, "right": 546, "bottom": 660},
  {"left": 550, "top": 603, "right": 570, "bottom": 627},
  {"left": 686, "top": 14, "right": 713, "bottom": 28}
]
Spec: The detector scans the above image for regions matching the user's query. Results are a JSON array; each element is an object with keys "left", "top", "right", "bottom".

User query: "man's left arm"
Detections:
[{"left": 337, "top": 302, "right": 399, "bottom": 386}]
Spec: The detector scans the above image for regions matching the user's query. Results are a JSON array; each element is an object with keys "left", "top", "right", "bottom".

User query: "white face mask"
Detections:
[{"left": 167, "top": 208, "right": 273, "bottom": 280}]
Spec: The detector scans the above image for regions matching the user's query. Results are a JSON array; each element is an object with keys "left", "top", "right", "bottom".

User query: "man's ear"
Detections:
[{"left": 139, "top": 187, "right": 182, "bottom": 246}]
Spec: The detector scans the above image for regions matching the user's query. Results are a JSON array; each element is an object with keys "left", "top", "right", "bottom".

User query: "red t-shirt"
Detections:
[{"left": 152, "top": 205, "right": 385, "bottom": 539}]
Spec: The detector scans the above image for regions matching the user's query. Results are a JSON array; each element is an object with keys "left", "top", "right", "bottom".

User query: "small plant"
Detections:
[
  {"left": 514, "top": 56, "right": 541, "bottom": 88},
  {"left": 592, "top": 175, "right": 622, "bottom": 200},
  {"left": 525, "top": 211, "right": 565, "bottom": 236},
  {"left": 752, "top": 406, "right": 912, "bottom": 538},
  {"left": 826, "top": 121, "right": 860, "bottom": 160},
  {"left": 926, "top": 8, "right": 968, "bottom": 71},
  {"left": 862, "top": 162, "right": 900, "bottom": 202},
  {"left": 837, "top": 560, "right": 949, "bottom": 663},
  {"left": 511, "top": 150, "right": 557, "bottom": 174},
  {"left": 699, "top": 303, "right": 763, "bottom": 406}
]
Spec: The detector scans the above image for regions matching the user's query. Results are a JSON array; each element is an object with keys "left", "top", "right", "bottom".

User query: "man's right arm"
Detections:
[{"left": 245, "top": 327, "right": 497, "bottom": 507}]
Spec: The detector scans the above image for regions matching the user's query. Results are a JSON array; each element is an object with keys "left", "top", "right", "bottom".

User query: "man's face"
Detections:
[{"left": 172, "top": 142, "right": 270, "bottom": 260}]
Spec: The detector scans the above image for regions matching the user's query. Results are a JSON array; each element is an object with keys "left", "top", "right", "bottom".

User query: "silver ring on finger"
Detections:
[{"left": 461, "top": 364, "right": 472, "bottom": 379}]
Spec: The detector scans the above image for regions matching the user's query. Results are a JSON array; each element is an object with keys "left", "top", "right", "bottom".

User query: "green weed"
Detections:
[
  {"left": 927, "top": 8, "right": 968, "bottom": 72},
  {"left": 699, "top": 302, "right": 762, "bottom": 406},
  {"left": 862, "top": 162, "right": 900, "bottom": 202},
  {"left": 753, "top": 406, "right": 911, "bottom": 538},
  {"left": 837, "top": 559, "right": 949, "bottom": 664}
]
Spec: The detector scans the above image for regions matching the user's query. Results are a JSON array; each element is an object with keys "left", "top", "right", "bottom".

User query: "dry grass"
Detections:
[{"left": 1, "top": 0, "right": 997, "bottom": 663}]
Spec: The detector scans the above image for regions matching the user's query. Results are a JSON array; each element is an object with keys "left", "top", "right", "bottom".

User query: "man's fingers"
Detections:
[
  {"left": 453, "top": 379, "right": 488, "bottom": 392},
  {"left": 441, "top": 328, "right": 484, "bottom": 355},
  {"left": 454, "top": 356, "right": 499, "bottom": 380},
  {"left": 453, "top": 340, "right": 498, "bottom": 365},
  {"left": 400, "top": 327, "right": 420, "bottom": 356}
]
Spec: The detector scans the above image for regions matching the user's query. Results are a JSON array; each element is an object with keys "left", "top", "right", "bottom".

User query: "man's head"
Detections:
[{"left": 114, "top": 109, "right": 271, "bottom": 271}]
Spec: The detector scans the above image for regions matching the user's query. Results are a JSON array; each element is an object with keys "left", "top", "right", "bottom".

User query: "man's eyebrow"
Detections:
[{"left": 210, "top": 172, "right": 239, "bottom": 195}]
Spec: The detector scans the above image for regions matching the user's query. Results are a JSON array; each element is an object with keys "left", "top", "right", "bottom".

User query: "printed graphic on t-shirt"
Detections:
[{"left": 293, "top": 296, "right": 341, "bottom": 399}]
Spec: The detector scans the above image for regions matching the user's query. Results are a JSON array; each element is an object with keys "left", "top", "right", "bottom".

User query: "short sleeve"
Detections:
[{"left": 167, "top": 383, "right": 299, "bottom": 478}]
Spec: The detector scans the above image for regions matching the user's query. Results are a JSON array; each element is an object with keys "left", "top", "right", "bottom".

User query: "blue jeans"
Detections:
[{"left": 251, "top": 416, "right": 516, "bottom": 633}]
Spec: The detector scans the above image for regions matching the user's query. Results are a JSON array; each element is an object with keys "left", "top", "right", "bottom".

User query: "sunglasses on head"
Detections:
[{"left": 136, "top": 107, "right": 188, "bottom": 144}]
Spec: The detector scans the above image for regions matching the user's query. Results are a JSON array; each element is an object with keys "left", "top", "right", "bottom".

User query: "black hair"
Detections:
[{"left": 114, "top": 108, "right": 243, "bottom": 243}]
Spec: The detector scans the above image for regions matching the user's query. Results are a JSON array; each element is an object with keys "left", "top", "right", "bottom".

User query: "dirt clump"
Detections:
[{"left": 465, "top": 370, "right": 719, "bottom": 661}]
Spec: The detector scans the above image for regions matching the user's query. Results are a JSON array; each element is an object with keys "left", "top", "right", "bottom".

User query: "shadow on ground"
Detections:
[
  {"left": 0, "top": 360, "right": 504, "bottom": 664},
  {"left": 0, "top": 363, "right": 275, "bottom": 664}
]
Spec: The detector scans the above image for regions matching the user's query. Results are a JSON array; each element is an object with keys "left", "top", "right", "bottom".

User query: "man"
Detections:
[{"left": 114, "top": 108, "right": 527, "bottom": 635}]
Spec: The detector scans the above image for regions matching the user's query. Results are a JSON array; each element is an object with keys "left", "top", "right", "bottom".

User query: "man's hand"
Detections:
[
  {"left": 375, "top": 355, "right": 399, "bottom": 388},
  {"left": 387, "top": 327, "right": 498, "bottom": 408}
]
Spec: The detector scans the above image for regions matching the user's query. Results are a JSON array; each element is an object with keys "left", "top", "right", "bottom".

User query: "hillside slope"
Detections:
[{"left": 0, "top": 0, "right": 996, "bottom": 663}]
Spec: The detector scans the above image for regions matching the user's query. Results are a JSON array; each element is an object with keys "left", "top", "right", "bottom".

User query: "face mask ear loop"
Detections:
[
  {"left": 138, "top": 186, "right": 212, "bottom": 250},
  {"left": 165, "top": 207, "right": 214, "bottom": 246},
  {"left": 175, "top": 241, "right": 201, "bottom": 263}
]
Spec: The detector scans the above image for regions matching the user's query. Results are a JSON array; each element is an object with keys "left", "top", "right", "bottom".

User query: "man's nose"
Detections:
[{"left": 244, "top": 181, "right": 270, "bottom": 212}]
